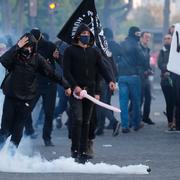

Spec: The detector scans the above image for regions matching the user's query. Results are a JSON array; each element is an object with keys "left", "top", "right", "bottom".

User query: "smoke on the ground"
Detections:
[{"left": 0, "top": 137, "right": 149, "bottom": 174}]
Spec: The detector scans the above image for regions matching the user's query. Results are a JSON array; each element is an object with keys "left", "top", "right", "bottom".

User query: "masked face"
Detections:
[
  {"left": 134, "top": 31, "right": 141, "bottom": 41},
  {"left": 79, "top": 35, "right": 90, "bottom": 45},
  {"left": 20, "top": 46, "right": 32, "bottom": 60},
  {"left": 79, "top": 30, "right": 91, "bottom": 45}
]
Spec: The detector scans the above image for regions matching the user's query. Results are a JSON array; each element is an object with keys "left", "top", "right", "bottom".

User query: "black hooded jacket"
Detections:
[
  {"left": 30, "top": 29, "right": 62, "bottom": 86},
  {"left": 63, "top": 24, "right": 114, "bottom": 92},
  {"left": 0, "top": 44, "right": 69, "bottom": 101},
  {"left": 36, "top": 39, "right": 62, "bottom": 86}
]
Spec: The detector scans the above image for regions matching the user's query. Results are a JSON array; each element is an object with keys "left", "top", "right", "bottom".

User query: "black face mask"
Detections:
[
  {"left": 79, "top": 35, "right": 90, "bottom": 45},
  {"left": 20, "top": 48, "right": 31, "bottom": 60},
  {"left": 134, "top": 35, "right": 140, "bottom": 41}
]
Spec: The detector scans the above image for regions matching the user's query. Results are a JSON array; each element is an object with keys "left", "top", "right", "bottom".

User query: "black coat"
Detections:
[
  {"left": 158, "top": 46, "right": 170, "bottom": 74},
  {"left": 37, "top": 39, "right": 62, "bottom": 86},
  {"left": 63, "top": 23, "right": 114, "bottom": 93},
  {"left": 107, "top": 39, "right": 121, "bottom": 79},
  {"left": 0, "top": 45, "right": 69, "bottom": 100},
  {"left": 117, "top": 37, "right": 145, "bottom": 76}
]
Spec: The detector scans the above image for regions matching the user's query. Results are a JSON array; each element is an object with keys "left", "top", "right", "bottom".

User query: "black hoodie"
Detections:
[
  {"left": 63, "top": 23, "right": 114, "bottom": 92},
  {"left": 30, "top": 29, "right": 62, "bottom": 86},
  {"left": 0, "top": 44, "right": 69, "bottom": 100}
]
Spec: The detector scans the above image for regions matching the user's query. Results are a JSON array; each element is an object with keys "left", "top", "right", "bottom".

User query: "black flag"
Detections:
[{"left": 57, "top": 0, "right": 112, "bottom": 57}]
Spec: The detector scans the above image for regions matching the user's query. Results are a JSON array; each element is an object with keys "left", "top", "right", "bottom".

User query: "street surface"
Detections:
[{"left": 0, "top": 87, "right": 180, "bottom": 180}]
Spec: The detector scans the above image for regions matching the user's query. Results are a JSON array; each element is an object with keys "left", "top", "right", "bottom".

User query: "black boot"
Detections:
[
  {"left": 78, "top": 152, "right": 89, "bottom": 164},
  {"left": 71, "top": 150, "right": 79, "bottom": 163},
  {"left": 143, "top": 118, "right": 155, "bottom": 125},
  {"left": 71, "top": 150, "right": 78, "bottom": 158}
]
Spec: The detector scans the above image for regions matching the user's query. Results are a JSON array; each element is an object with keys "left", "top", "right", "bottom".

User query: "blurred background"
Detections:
[
  {"left": 0, "top": 0, "right": 179, "bottom": 43},
  {"left": 0, "top": 0, "right": 179, "bottom": 84}
]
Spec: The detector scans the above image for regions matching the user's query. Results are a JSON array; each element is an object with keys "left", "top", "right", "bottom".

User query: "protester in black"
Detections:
[
  {"left": 63, "top": 23, "right": 116, "bottom": 164},
  {"left": 24, "top": 29, "right": 64, "bottom": 146},
  {"left": 0, "top": 33, "right": 71, "bottom": 152},
  {"left": 95, "top": 28, "right": 119, "bottom": 136}
]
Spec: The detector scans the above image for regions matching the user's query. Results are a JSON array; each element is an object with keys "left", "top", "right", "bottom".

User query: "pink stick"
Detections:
[{"left": 73, "top": 90, "right": 121, "bottom": 113}]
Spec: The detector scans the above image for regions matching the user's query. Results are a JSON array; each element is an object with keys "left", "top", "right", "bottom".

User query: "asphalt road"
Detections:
[{"left": 0, "top": 88, "right": 180, "bottom": 180}]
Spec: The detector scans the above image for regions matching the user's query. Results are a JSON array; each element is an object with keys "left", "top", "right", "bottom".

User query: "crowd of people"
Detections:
[{"left": 0, "top": 23, "right": 179, "bottom": 164}]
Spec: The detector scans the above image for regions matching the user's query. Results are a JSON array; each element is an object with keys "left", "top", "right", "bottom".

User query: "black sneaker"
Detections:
[
  {"left": 56, "top": 117, "right": 62, "bottom": 129},
  {"left": 77, "top": 152, "right": 89, "bottom": 164},
  {"left": 112, "top": 121, "right": 120, "bottom": 136},
  {"left": 143, "top": 118, "right": 155, "bottom": 125},
  {"left": 122, "top": 128, "right": 130, "bottom": 133},
  {"left": 71, "top": 150, "right": 78, "bottom": 159}
]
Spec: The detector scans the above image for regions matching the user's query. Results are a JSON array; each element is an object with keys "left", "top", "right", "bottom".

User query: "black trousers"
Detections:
[
  {"left": 68, "top": 103, "right": 96, "bottom": 140},
  {"left": 88, "top": 106, "right": 97, "bottom": 140},
  {"left": 161, "top": 84, "right": 175, "bottom": 124},
  {"left": 70, "top": 95, "right": 94, "bottom": 154},
  {"left": 141, "top": 79, "right": 152, "bottom": 120},
  {"left": 25, "top": 83, "right": 57, "bottom": 141},
  {"left": 0, "top": 96, "right": 33, "bottom": 148},
  {"left": 96, "top": 81, "right": 116, "bottom": 130},
  {"left": 175, "top": 76, "right": 180, "bottom": 129}
]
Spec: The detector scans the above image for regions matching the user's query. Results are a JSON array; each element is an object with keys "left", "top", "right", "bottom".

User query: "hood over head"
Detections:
[
  {"left": 30, "top": 29, "right": 50, "bottom": 53},
  {"left": 30, "top": 28, "right": 43, "bottom": 42},
  {"left": 128, "top": 26, "right": 141, "bottom": 41},
  {"left": 72, "top": 23, "right": 94, "bottom": 47}
]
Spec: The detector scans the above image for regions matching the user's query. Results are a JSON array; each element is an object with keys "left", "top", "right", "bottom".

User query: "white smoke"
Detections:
[
  {"left": 0, "top": 53, "right": 149, "bottom": 175},
  {"left": 0, "top": 138, "right": 149, "bottom": 174}
]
